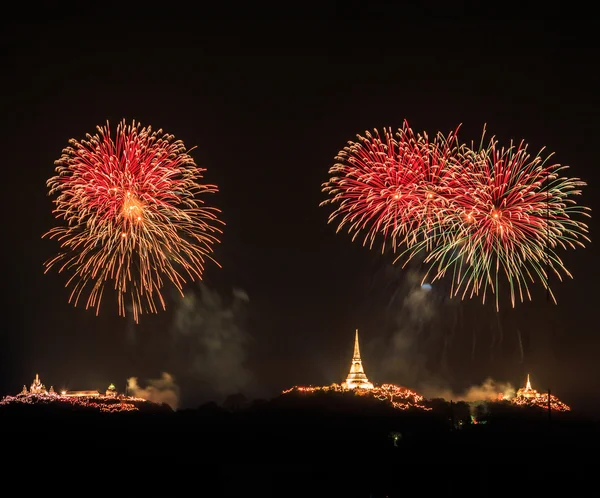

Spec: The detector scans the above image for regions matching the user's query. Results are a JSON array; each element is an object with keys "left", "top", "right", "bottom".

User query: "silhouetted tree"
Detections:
[{"left": 223, "top": 393, "right": 248, "bottom": 412}]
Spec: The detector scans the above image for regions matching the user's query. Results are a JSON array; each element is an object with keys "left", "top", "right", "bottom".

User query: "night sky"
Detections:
[{"left": 3, "top": 12, "right": 599, "bottom": 413}]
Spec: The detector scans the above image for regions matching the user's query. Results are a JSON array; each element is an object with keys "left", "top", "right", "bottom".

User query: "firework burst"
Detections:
[
  {"left": 321, "top": 121, "right": 462, "bottom": 253},
  {"left": 323, "top": 121, "right": 591, "bottom": 309},
  {"left": 400, "top": 132, "right": 591, "bottom": 309},
  {"left": 44, "top": 119, "right": 223, "bottom": 322}
]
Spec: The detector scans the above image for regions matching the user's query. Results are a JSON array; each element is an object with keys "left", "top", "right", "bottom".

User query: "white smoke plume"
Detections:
[
  {"left": 372, "top": 264, "right": 516, "bottom": 403},
  {"left": 171, "top": 283, "right": 254, "bottom": 406},
  {"left": 127, "top": 372, "right": 180, "bottom": 410},
  {"left": 422, "top": 377, "right": 516, "bottom": 403},
  {"left": 377, "top": 267, "right": 446, "bottom": 387}
]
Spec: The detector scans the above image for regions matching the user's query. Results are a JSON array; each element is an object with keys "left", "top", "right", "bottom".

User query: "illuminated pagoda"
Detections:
[
  {"left": 342, "top": 329, "right": 374, "bottom": 390},
  {"left": 511, "top": 373, "right": 571, "bottom": 411},
  {"left": 516, "top": 374, "right": 539, "bottom": 399},
  {"left": 280, "top": 329, "right": 429, "bottom": 410}
]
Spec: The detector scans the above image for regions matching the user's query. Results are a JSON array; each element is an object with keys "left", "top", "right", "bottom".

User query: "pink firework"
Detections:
[{"left": 44, "top": 119, "right": 223, "bottom": 322}]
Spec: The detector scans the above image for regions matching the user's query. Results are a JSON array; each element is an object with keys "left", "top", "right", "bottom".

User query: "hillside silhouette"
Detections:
[{"left": 2, "top": 390, "right": 597, "bottom": 496}]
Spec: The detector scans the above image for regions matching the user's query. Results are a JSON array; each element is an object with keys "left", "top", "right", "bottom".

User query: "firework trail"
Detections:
[
  {"left": 320, "top": 121, "right": 462, "bottom": 254},
  {"left": 407, "top": 133, "right": 591, "bottom": 310},
  {"left": 44, "top": 119, "right": 223, "bottom": 322}
]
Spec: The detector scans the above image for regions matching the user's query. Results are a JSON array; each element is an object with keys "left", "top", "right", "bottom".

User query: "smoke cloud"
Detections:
[
  {"left": 127, "top": 372, "right": 180, "bottom": 410},
  {"left": 365, "top": 257, "right": 522, "bottom": 406},
  {"left": 421, "top": 377, "right": 516, "bottom": 403},
  {"left": 376, "top": 266, "right": 451, "bottom": 388},
  {"left": 170, "top": 283, "right": 255, "bottom": 407}
]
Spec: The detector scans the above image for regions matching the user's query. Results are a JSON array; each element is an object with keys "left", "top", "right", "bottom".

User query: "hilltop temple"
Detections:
[
  {"left": 19, "top": 374, "right": 111, "bottom": 398},
  {"left": 342, "top": 329, "right": 374, "bottom": 390},
  {"left": 510, "top": 373, "right": 571, "bottom": 411},
  {"left": 22, "top": 373, "right": 55, "bottom": 395},
  {"left": 516, "top": 374, "right": 540, "bottom": 399}
]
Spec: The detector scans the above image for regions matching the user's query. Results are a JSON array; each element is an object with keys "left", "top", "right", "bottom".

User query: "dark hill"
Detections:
[{"left": 2, "top": 391, "right": 598, "bottom": 496}]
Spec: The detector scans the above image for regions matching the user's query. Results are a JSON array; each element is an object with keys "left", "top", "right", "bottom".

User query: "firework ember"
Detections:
[{"left": 43, "top": 120, "right": 223, "bottom": 322}]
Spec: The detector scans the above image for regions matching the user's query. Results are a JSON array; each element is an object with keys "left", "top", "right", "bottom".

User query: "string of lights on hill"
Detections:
[
  {"left": 281, "top": 380, "right": 570, "bottom": 413},
  {"left": 0, "top": 374, "right": 157, "bottom": 413},
  {"left": 0, "top": 373, "right": 571, "bottom": 414},
  {"left": 281, "top": 332, "right": 570, "bottom": 413},
  {"left": 508, "top": 374, "right": 571, "bottom": 412},
  {"left": 0, "top": 392, "right": 141, "bottom": 412},
  {"left": 1, "top": 341, "right": 571, "bottom": 415},
  {"left": 282, "top": 383, "right": 431, "bottom": 410}
]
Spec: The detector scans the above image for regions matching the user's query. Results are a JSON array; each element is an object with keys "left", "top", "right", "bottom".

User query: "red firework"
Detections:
[
  {"left": 321, "top": 121, "right": 461, "bottom": 253},
  {"left": 323, "top": 121, "right": 590, "bottom": 309},
  {"left": 44, "top": 119, "right": 223, "bottom": 322},
  {"left": 409, "top": 133, "right": 591, "bottom": 309}
]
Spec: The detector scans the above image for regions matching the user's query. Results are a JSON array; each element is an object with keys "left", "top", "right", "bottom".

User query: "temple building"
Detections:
[
  {"left": 510, "top": 373, "right": 571, "bottom": 411},
  {"left": 105, "top": 384, "right": 117, "bottom": 397},
  {"left": 342, "top": 329, "right": 374, "bottom": 390},
  {"left": 29, "top": 374, "right": 47, "bottom": 395},
  {"left": 516, "top": 374, "right": 540, "bottom": 399},
  {"left": 15, "top": 375, "right": 120, "bottom": 401}
]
